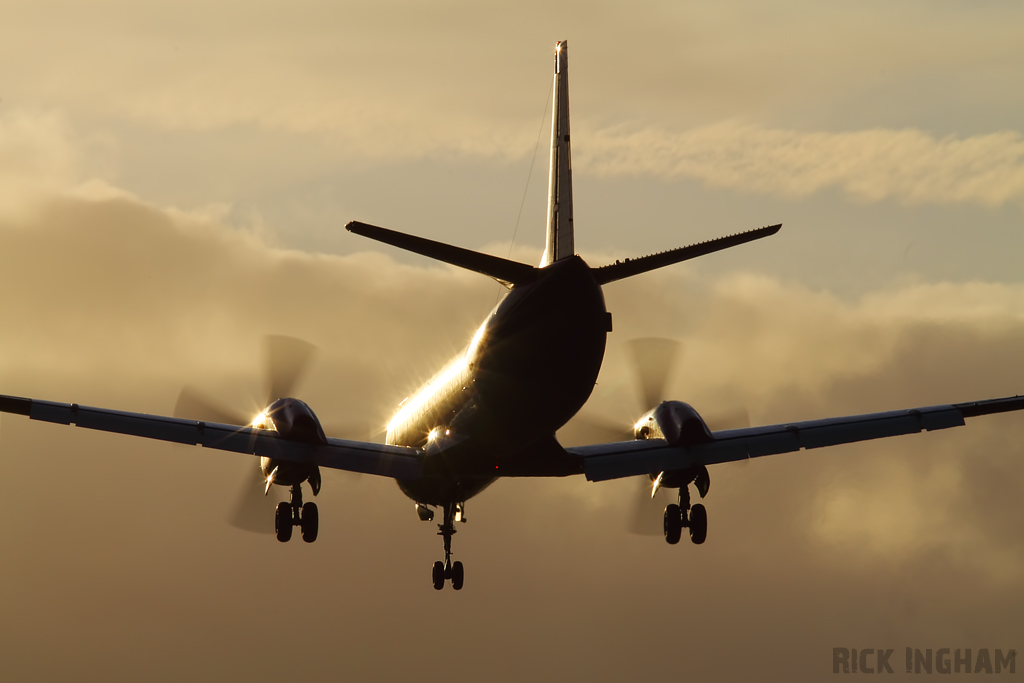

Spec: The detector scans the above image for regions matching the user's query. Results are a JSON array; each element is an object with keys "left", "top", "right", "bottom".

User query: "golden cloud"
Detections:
[
  {"left": 578, "top": 123, "right": 1024, "bottom": 207},
  {"left": 0, "top": 155, "right": 1021, "bottom": 679},
  {"left": 2, "top": 179, "right": 1021, "bottom": 579}
]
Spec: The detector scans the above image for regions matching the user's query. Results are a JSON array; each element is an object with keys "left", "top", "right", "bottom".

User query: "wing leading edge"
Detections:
[
  {"left": 569, "top": 395, "right": 1024, "bottom": 482},
  {"left": 0, "top": 394, "right": 423, "bottom": 479}
]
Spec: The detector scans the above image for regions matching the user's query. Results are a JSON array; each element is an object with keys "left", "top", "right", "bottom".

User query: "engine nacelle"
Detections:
[
  {"left": 267, "top": 397, "right": 329, "bottom": 444},
  {"left": 634, "top": 400, "right": 714, "bottom": 447},
  {"left": 253, "top": 398, "right": 326, "bottom": 493},
  {"left": 634, "top": 401, "right": 714, "bottom": 498}
]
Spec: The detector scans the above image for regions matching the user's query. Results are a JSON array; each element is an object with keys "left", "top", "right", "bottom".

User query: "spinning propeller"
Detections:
[
  {"left": 173, "top": 335, "right": 317, "bottom": 533},
  {"left": 558, "top": 338, "right": 749, "bottom": 535},
  {"left": 628, "top": 338, "right": 684, "bottom": 536}
]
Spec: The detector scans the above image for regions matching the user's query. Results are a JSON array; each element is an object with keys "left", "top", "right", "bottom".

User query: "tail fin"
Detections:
[
  {"left": 540, "top": 40, "right": 574, "bottom": 267},
  {"left": 348, "top": 41, "right": 781, "bottom": 288}
]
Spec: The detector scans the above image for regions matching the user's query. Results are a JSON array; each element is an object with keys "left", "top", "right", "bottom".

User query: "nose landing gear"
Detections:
[
  {"left": 431, "top": 502, "right": 466, "bottom": 591},
  {"left": 274, "top": 482, "right": 319, "bottom": 543}
]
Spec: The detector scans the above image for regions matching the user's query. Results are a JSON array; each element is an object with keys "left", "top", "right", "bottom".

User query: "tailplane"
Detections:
[
  {"left": 345, "top": 221, "right": 539, "bottom": 287},
  {"left": 347, "top": 41, "right": 782, "bottom": 288},
  {"left": 592, "top": 224, "right": 781, "bottom": 285}
]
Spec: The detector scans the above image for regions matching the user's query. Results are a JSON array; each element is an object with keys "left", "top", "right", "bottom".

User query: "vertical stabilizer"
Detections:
[{"left": 540, "top": 40, "right": 574, "bottom": 267}]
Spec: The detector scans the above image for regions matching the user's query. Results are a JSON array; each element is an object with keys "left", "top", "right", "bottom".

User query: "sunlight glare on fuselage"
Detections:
[{"left": 385, "top": 320, "right": 489, "bottom": 436}]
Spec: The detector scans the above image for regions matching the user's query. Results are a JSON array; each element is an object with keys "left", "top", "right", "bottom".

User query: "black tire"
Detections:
[
  {"left": 432, "top": 561, "right": 445, "bottom": 590},
  {"left": 451, "top": 561, "right": 464, "bottom": 591},
  {"left": 275, "top": 502, "right": 293, "bottom": 543},
  {"left": 300, "top": 502, "right": 319, "bottom": 543},
  {"left": 689, "top": 503, "right": 707, "bottom": 545},
  {"left": 663, "top": 503, "right": 682, "bottom": 545}
]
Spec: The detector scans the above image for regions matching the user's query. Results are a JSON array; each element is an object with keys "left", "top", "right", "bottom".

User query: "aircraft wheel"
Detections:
[
  {"left": 275, "top": 502, "right": 293, "bottom": 543},
  {"left": 663, "top": 503, "right": 682, "bottom": 545},
  {"left": 432, "top": 561, "right": 445, "bottom": 590},
  {"left": 300, "top": 502, "right": 319, "bottom": 543},
  {"left": 689, "top": 503, "right": 707, "bottom": 545},
  {"left": 451, "top": 561, "right": 464, "bottom": 591}
]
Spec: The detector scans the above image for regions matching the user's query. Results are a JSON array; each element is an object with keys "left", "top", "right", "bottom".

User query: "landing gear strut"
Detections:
[
  {"left": 663, "top": 484, "right": 707, "bottom": 546},
  {"left": 431, "top": 502, "right": 465, "bottom": 591},
  {"left": 275, "top": 483, "right": 319, "bottom": 543}
]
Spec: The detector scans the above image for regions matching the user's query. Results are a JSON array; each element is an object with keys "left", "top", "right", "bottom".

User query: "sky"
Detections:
[{"left": 0, "top": 1, "right": 1023, "bottom": 680}]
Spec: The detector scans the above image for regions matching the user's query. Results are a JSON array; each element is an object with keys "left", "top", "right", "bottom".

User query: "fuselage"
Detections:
[{"left": 387, "top": 256, "right": 608, "bottom": 505}]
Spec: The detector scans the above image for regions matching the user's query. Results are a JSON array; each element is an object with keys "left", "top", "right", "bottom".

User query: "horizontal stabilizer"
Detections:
[
  {"left": 592, "top": 224, "right": 781, "bottom": 285},
  {"left": 346, "top": 221, "right": 539, "bottom": 286}
]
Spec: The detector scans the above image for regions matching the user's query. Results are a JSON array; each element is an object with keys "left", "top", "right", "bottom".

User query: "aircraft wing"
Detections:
[
  {"left": 0, "top": 394, "right": 423, "bottom": 479},
  {"left": 569, "top": 396, "right": 1024, "bottom": 482}
]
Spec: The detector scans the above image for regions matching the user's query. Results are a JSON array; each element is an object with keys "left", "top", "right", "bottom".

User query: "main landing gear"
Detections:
[
  {"left": 663, "top": 484, "right": 707, "bottom": 545},
  {"left": 275, "top": 483, "right": 319, "bottom": 543},
  {"left": 430, "top": 502, "right": 465, "bottom": 591}
]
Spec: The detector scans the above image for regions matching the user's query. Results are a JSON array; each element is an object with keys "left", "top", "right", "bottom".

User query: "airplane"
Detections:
[{"left": 1, "top": 40, "right": 1021, "bottom": 591}]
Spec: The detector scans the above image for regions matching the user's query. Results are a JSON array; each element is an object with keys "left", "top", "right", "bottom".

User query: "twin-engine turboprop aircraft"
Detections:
[{"left": 1, "top": 41, "right": 1021, "bottom": 590}]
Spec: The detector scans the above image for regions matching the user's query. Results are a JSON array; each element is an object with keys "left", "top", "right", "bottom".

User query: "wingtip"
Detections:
[{"left": 0, "top": 394, "right": 31, "bottom": 416}]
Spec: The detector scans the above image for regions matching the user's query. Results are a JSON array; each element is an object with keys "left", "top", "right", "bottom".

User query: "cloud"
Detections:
[
  {"left": 4, "top": 1, "right": 1022, "bottom": 169},
  {"left": 6, "top": 184, "right": 1024, "bottom": 569},
  {"left": 0, "top": 110, "right": 84, "bottom": 215},
  {"left": 580, "top": 268, "right": 1024, "bottom": 583},
  {"left": 577, "top": 122, "right": 1024, "bottom": 207},
  {"left": 1, "top": 182, "right": 1023, "bottom": 680},
  {"left": 1, "top": 4, "right": 1022, "bottom": 677},
  {"left": 0, "top": 193, "right": 497, "bottom": 416}
]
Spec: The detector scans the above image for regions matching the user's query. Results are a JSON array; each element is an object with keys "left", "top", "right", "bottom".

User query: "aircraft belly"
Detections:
[{"left": 396, "top": 476, "right": 496, "bottom": 507}]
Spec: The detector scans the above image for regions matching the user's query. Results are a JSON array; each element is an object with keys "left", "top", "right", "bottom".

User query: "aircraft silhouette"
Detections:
[{"left": 1, "top": 41, "right": 1020, "bottom": 591}]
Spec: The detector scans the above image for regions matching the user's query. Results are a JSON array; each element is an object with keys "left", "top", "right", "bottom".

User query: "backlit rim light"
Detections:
[
  {"left": 634, "top": 415, "right": 654, "bottom": 431},
  {"left": 386, "top": 321, "right": 489, "bottom": 435}
]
